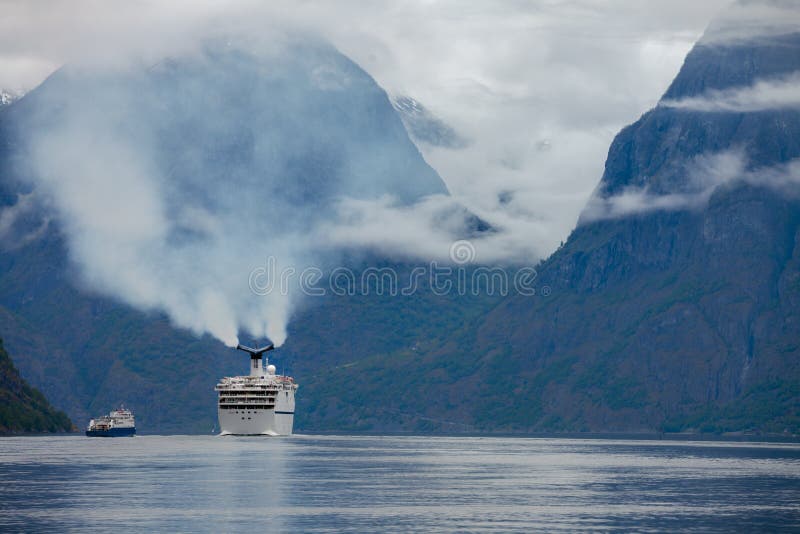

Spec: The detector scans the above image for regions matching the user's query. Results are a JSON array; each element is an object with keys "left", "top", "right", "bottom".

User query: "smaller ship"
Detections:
[{"left": 85, "top": 406, "right": 136, "bottom": 437}]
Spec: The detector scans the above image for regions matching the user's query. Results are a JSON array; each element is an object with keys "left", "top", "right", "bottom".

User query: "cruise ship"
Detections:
[
  {"left": 86, "top": 406, "right": 136, "bottom": 437},
  {"left": 215, "top": 343, "right": 298, "bottom": 436}
]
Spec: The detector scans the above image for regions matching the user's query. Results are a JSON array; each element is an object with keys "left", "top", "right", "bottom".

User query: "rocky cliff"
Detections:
[{"left": 297, "top": 26, "right": 800, "bottom": 434}]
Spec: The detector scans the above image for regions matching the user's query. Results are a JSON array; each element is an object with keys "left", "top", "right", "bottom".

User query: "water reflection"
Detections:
[{"left": 0, "top": 435, "right": 798, "bottom": 532}]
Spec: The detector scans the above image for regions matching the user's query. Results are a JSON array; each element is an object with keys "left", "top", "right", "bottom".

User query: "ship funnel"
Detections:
[{"left": 236, "top": 343, "right": 274, "bottom": 377}]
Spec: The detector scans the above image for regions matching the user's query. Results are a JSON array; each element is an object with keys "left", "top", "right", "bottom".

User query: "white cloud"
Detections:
[
  {"left": 700, "top": 0, "right": 800, "bottom": 44},
  {"left": 318, "top": 193, "right": 554, "bottom": 264},
  {"left": 661, "top": 72, "right": 800, "bottom": 112},
  {"left": 581, "top": 150, "right": 800, "bottom": 222}
]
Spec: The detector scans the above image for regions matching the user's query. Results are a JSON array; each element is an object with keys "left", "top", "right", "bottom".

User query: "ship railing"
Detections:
[{"left": 217, "top": 402, "right": 277, "bottom": 405}]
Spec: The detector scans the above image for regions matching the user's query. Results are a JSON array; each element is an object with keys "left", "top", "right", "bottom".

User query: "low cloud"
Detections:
[
  {"left": 581, "top": 189, "right": 710, "bottom": 221},
  {"left": 661, "top": 72, "right": 800, "bottom": 112},
  {"left": 321, "top": 195, "right": 473, "bottom": 262},
  {"left": 581, "top": 150, "right": 800, "bottom": 222},
  {"left": 320, "top": 194, "right": 553, "bottom": 264},
  {"left": 701, "top": 0, "right": 800, "bottom": 45}
]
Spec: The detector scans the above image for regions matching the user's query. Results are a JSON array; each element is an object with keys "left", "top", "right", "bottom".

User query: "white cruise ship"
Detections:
[{"left": 215, "top": 343, "right": 298, "bottom": 436}]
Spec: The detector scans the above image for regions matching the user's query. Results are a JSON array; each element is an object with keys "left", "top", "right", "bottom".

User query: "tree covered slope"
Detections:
[{"left": 0, "top": 337, "right": 72, "bottom": 433}]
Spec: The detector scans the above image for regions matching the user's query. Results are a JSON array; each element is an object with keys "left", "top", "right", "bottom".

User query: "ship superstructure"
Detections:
[
  {"left": 86, "top": 407, "right": 136, "bottom": 437},
  {"left": 215, "top": 343, "right": 298, "bottom": 436}
]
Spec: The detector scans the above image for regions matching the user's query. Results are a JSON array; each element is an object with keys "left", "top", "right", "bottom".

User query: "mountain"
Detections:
[
  {"left": 392, "top": 96, "right": 469, "bottom": 149},
  {"left": 297, "top": 27, "right": 800, "bottom": 433},
  {"left": 0, "top": 39, "right": 492, "bottom": 433},
  {"left": 0, "top": 337, "right": 72, "bottom": 433},
  {"left": 2, "top": 16, "right": 798, "bottom": 436}
]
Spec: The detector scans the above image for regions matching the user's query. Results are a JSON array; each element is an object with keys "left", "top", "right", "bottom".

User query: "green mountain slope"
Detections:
[{"left": 0, "top": 337, "right": 72, "bottom": 433}]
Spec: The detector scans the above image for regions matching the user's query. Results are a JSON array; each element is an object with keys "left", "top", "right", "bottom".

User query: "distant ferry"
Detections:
[
  {"left": 86, "top": 407, "right": 136, "bottom": 437},
  {"left": 215, "top": 344, "right": 298, "bottom": 436}
]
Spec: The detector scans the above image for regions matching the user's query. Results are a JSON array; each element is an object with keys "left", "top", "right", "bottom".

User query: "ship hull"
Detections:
[
  {"left": 218, "top": 408, "right": 294, "bottom": 436},
  {"left": 85, "top": 427, "right": 136, "bottom": 437},
  {"left": 218, "top": 387, "right": 296, "bottom": 436}
]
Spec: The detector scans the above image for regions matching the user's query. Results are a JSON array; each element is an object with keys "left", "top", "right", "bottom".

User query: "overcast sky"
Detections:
[{"left": 0, "top": 0, "right": 735, "bottom": 260}]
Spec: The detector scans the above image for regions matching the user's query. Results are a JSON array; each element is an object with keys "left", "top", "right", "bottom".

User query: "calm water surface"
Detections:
[{"left": 1, "top": 435, "right": 799, "bottom": 532}]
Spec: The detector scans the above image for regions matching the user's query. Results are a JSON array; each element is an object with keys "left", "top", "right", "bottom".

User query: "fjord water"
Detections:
[{"left": 1, "top": 436, "right": 799, "bottom": 532}]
